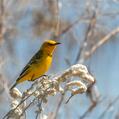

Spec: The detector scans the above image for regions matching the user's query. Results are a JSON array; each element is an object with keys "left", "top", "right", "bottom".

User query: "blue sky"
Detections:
[{"left": 1, "top": 0, "right": 119, "bottom": 119}]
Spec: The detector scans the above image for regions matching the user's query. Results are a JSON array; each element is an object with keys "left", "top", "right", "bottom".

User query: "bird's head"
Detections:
[{"left": 41, "top": 40, "right": 61, "bottom": 55}]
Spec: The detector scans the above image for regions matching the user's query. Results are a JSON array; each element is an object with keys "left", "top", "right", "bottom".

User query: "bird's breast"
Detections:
[
  {"left": 43, "top": 56, "right": 52, "bottom": 71},
  {"left": 34, "top": 56, "right": 52, "bottom": 77}
]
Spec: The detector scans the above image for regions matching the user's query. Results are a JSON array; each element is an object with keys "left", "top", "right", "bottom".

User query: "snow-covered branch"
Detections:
[{"left": 3, "top": 64, "right": 95, "bottom": 119}]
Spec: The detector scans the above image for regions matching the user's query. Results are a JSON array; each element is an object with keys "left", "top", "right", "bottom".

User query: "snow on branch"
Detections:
[{"left": 3, "top": 64, "right": 95, "bottom": 119}]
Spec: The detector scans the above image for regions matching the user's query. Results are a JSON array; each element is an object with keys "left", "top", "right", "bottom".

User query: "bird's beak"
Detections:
[{"left": 55, "top": 42, "right": 61, "bottom": 45}]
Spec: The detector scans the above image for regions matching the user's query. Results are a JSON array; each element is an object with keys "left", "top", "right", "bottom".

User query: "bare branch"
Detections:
[
  {"left": 75, "top": 11, "right": 97, "bottom": 64},
  {"left": 85, "top": 27, "right": 119, "bottom": 59},
  {"left": 98, "top": 95, "right": 119, "bottom": 119},
  {"left": 0, "top": 0, "right": 5, "bottom": 43}
]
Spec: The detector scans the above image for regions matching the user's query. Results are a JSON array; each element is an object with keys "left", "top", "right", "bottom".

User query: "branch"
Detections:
[
  {"left": 75, "top": 11, "right": 97, "bottom": 63},
  {"left": 79, "top": 95, "right": 104, "bottom": 119},
  {"left": 0, "top": 0, "right": 5, "bottom": 43},
  {"left": 98, "top": 95, "right": 119, "bottom": 119},
  {"left": 85, "top": 27, "right": 119, "bottom": 59},
  {"left": 3, "top": 64, "right": 95, "bottom": 119}
]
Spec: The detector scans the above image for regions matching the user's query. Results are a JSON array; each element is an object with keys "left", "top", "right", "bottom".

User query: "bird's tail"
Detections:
[{"left": 10, "top": 82, "right": 17, "bottom": 90}]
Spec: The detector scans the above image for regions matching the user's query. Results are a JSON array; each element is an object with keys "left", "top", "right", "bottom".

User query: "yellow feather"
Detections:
[{"left": 10, "top": 40, "right": 61, "bottom": 90}]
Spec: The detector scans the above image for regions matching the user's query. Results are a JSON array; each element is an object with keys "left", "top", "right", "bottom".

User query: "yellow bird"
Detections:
[{"left": 10, "top": 40, "right": 61, "bottom": 90}]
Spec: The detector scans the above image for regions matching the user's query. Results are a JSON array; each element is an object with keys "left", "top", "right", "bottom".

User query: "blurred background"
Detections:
[{"left": 0, "top": 0, "right": 119, "bottom": 119}]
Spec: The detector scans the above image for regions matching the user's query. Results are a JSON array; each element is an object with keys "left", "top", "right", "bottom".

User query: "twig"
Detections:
[
  {"left": 65, "top": 94, "right": 73, "bottom": 104},
  {"left": 2, "top": 85, "right": 43, "bottom": 119},
  {"left": 115, "top": 108, "right": 119, "bottom": 119},
  {"left": 48, "top": 0, "right": 60, "bottom": 39},
  {"left": 18, "top": 86, "right": 51, "bottom": 118},
  {"left": 54, "top": 0, "right": 60, "bottom": 38},
  {"left": 80, "top": 101, "right": 97, "bottom": 119},
  {"left": 75, "top": 11, "right": 96, "bottom": 64},
  {"left": 19, "top": 98, "right": 37, "bottom": 118},
  {"left": 79, "top": 97, "right": 104, "bottom": 119},
  {"left": 52, "top": 95, "right": 64, "bottom": 119},
  {"left": 57, "top": 15, "right": 89, "bottom": 39},
  {"left": 0, "top": 0, "right": 4, "bottom": 42},
  {"left": 85, "top": 27, "right": 119, "bottom": 59},
  {"left": 35, "top": 99, "right": 42, "bottom": 119},
  {"left": 98, "top": 95, "right": 119, "bottom": 119}
]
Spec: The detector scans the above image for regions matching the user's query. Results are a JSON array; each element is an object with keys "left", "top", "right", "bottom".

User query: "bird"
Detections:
[{"left": 10, "top": 40, "right": 61, "bottom": 90}]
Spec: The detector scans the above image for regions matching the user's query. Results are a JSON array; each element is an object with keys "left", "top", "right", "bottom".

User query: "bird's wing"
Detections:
[{"left": 18, "top": 50, "right": 43, "bottom": 79}]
